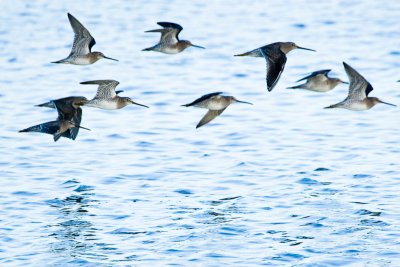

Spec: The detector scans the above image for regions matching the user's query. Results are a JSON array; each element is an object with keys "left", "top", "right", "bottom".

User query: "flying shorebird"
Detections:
[
  {"left": 287, "top": 69, "right": 348, "bottom": 92},
  {"left": 19, "top": 96, "right": 90, "bottom": 142},
  {"left": 81, "top": 80, "right": 149, "bottom": 110},
  {"left": 52, "top": 13, "right": 118, "bottom": 65},
  {"left": 324, "top": 62, "right": 396, "bottom": 110},
  {"left": 235, "top": 42, "right": 315, "bottom": 91},
  {"left": 36, "top": 96, "right": 88, "bottom": 140},
  {"left": 142, "top": 22, "right": 205, "bottom": 54},
  {"left": 182, "top": 92, "right": 252, "bottom": 128}
]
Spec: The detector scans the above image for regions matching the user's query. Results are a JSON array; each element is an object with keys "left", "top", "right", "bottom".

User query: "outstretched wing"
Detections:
[
  {"left": 146, "top": 22, "right": 183, "bottom": 44},
  {"left": 157, "top": 22, "right": 183, "bottom": 43},
  {"left": 68, "top": 13, "right": 96, "bottom": 56},
  {"left": 296, "top": 69, "right": 331, "bottom": 82},
  {"left": 182, "top": 92, "right": 223, "bottom": 107},
  {"left": 81, "top": 80, "right": 120, "bottom": 100},
  {"left": 343, "top": 62, "right": 372, "bottom": 100},
  {"left": 196, "top": 108, "right": 226, "bottom": 128},
  {"left": 62, "top": 107, "right": 82, "bottom": 140},
  {"left": 261, "top": 47, "right": 287, "bottom": 91},
  {"left": 54, "top": 98, "right": 76, "bottom": 121}
]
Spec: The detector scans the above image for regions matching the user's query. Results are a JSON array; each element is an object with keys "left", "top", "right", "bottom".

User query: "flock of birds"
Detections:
[{"left": 19, "top": 13, "right": 397, "bottom": 141}]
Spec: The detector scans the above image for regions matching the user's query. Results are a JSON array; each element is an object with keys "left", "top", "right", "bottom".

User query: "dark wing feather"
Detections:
[
  {"left": 88, "top": 38, "right": 96, "bottom": 52},
  {"left": 261, "top": 47, "right": 287, "bottom": 91},
  {"left": 183, "top": 92, "right": 223, "bottom": 107},
  {"left": 365, "top": 83, "right": 373, "bottom": 97},
  {"left": 54, "top": 98, "right": 75, "bottom": 121},
  {"left": 296, "top": 69, "right": 331, "bottom": 82},
  {"left": 157, "top": 22, "right": 183, "bottom": 42},
  {"left": 157, "top": 22, "right": 183, "bottom": 31},
  {"left": 196, "top": 108, "right": 226, "bottom": 128},
  {"left": 62, "top": 107, "right": 82, "bottom": 140}
]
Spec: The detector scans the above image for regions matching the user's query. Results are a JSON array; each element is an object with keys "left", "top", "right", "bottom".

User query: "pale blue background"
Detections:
[{"left": 1, "top": 0, "right": 400, "bottom": 266}]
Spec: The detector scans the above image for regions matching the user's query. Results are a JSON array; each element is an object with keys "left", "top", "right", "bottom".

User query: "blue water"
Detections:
[{"left": 1, "top": 0, "right": 400, "bottom": 266}]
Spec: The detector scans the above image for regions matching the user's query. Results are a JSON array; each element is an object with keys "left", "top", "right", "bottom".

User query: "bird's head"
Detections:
[
  {"left": 369, "top": 97, "right": 396, "bottom": 108},
  {"left": 121, "top": 97, "right": 149, "bottom": 108},
  {"left": 181, "top": 40, "right": 205, "bottom": 51},
  {"left": 280, "top": 42, "right": 316, "bottom": 54},
  {"left": 91, "top": 52, "right": 118, "bottom": 62}
]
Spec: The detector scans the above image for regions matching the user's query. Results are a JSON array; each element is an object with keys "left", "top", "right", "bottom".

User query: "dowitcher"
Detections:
[
  {"left": 287, "top": 69, "right": 348, "bottom": 92},
  {"left": 325, "top": 62, "right": 396, "bottom": 110},
  {"left": 235, "top": 42, "right": 315, "bottom": 91},
  {"left": 81, "top": 80, "right": 149, "bottom": 110},
  {"left": 52, "top": 13, "right": 118, "bottom": 65},
  {"left": 142, "top": 22, "right": 205, "bottom": 54},
  {"left": 19, "top": 96, "right": 90, "bottom": 142},
  {"left": 182, "top": 92, "right": 252, "bottom": 128}
]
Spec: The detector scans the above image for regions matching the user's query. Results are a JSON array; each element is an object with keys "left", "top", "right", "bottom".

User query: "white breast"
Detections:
[
  {"left": 70, "top": 57, "right": 92, "bottom": 65},
  {"left": 86, "top": 100, "right": 118, "bottom": 110},
  {"left": 307, "top": 80, "right": 331, "bottom": 92},
  {"left": 161, "top": 47, "right": 181, "bottom": 54},
  {"left": 207, "top": 101, "right": 227, "bottom": 110},
  {"left": 345, "top": 101, "right": 369, "bottom": 111}
]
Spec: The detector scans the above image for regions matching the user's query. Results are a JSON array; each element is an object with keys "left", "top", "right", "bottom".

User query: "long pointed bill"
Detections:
[
  {"left": 191, "top": 44, "right": 205, "bottom": 49},
  {"left": 131, "top": 101, "right": 149, "bottom": 108},
  {"left": 341, "top": 81, "right": 349, "bottom": 84},
  {"left": 378, "top": 100, "right": 396, "bottom": 107},
  {"left": 296, "top": 46, "right": 316, "bottom": 52},
  {"left": 103, "top": 56, "right": 119, "bottom": 61},
  {"left": 75, "top": 125, "right": 91, "bottom": 131},
  {"left": 236, "top": 100, "right": 253, "bottom": 105}
]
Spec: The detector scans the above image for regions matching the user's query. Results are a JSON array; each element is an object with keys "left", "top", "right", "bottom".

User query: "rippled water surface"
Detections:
[{"left": 1, "top": 0, "right": 400, "bottom": 266}]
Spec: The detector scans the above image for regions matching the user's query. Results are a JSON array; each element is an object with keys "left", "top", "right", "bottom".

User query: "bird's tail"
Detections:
[
  {"left": 19, "top": 124, "right": 43, "bottom": 133},
  {"left": 234, "top": 51, "right": 253, "bottom": 57},
  {"left": 324, "top": 103, "right": 340, "bottom": 109},
  {"left": 145, "top": 29, "right": 164, "bottom": 33},
  {"left": 286, "top": 85, "right": 302, "bottom": 89},
  {"left": 36, "top": 101, "right": 54, "bottom": 108},
  {"left": 234, "top": 49, "right": 262, "bottom": 57},
  {"left": 51, "top": 58, "right": 68, "bottom": 64}
]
